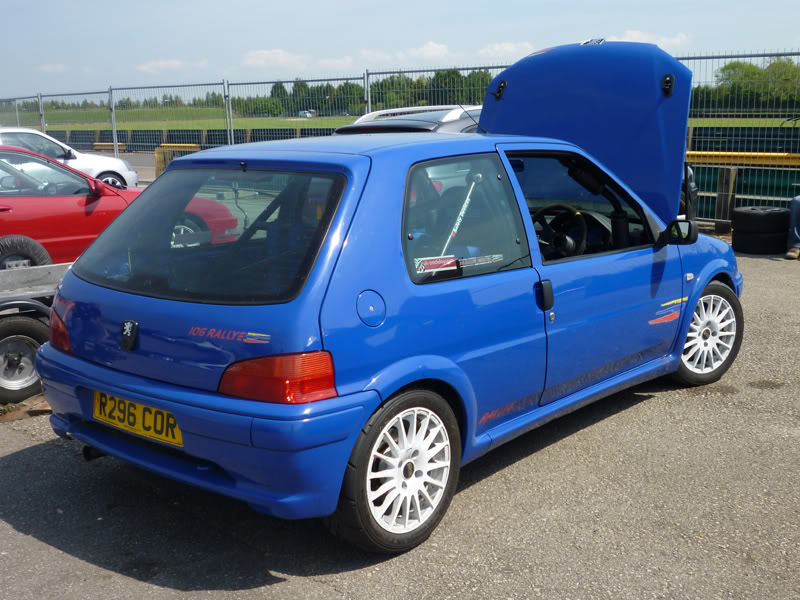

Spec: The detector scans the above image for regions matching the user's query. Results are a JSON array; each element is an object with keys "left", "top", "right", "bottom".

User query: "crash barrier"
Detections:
[
  {"left": 152, "top": 128, "right": 337, "bottom": 176},
  {"left": 686, "top": 151, "right": 800, "bottom": 221},
  {"left": 153, "top": 144, "right": 203, "bottom": 177},
  {"left": 689, "top": 124, "right": 800, "bottom": 154}
]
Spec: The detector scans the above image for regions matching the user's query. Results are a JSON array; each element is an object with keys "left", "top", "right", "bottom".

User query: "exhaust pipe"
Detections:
[{"left": 82, "top": 445, "right": 106, "bottom": 462}]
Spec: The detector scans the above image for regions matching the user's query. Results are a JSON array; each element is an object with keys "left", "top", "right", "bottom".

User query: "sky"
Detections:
[{"left": 3, "top": 0, "right": 799, "bottom": 97}]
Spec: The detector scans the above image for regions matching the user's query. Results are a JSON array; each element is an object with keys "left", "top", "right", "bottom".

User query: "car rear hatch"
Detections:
[
  {"left": 479, "top": 41, "right": 692, "bottom": 225},
  {"left": 59, "top": 154, "right": 368, "bottom": 392}
]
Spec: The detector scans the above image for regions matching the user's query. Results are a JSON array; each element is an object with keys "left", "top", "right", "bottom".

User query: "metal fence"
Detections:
[
  {"left": 678, "top": 51, "right": 800, "bottom": 220},
  {"left": 2, "top": 49, "right": 799, "bottom": 220}
]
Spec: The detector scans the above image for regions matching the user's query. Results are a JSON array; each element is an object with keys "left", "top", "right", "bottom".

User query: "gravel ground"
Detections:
[{"left": 0, "top": 253, "right": 798, "bottom": 600}]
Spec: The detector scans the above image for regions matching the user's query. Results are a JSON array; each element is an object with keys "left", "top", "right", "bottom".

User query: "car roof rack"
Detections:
[{"left": 353, "top": 105, "right": 482, "bottom": 124}]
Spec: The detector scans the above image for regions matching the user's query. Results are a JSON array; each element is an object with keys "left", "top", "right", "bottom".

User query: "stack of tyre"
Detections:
[{"left": 731, "top": 206, "right": 791, "bottom": 254}]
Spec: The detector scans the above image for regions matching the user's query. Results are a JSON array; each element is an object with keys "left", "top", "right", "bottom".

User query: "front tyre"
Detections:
[
  {"left": 673, "top": 281, "right": 743, "bottom": 386},
  {"left": 326, "top": 389, "right": 461, "bottom": 554}
]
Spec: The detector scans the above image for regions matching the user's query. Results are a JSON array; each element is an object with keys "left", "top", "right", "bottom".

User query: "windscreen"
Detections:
[{"left": 73, "top": 167, "right": 346, "bottom": 304}]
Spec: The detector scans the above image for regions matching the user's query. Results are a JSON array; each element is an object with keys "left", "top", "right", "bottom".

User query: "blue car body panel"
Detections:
[
  {"left": 480, "top": 41, "right": 692, "bottom": 225},
  {"left": 38, "top": 45, "right": 741, "bottom": 521}
]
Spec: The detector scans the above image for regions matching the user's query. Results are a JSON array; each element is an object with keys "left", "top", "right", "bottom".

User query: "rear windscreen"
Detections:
[{"left": 73, "top": 167, "right": 346, "bottom": 304}]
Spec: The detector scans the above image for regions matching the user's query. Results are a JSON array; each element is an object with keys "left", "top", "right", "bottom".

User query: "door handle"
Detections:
[
  {"left": 0, "top": 206, "right": 11, "bottom": 212},
  {"left": 536, "top": 280, "right": 554, "bottom": 311}
]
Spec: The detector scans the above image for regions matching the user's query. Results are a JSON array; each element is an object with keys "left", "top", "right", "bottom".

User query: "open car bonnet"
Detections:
[{"left": 479, "top": 41, "right": 692, "bottom": 225}]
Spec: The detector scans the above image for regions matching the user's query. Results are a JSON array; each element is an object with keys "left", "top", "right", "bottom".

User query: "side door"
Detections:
[
  {"left": 499, "top": 146, "right": 685, "bottom": 405},
  {"left": 400, "top": 153, "right": 548, "bottom": 431},
  {"left": 0, "top": 150, "right": 127, "bottom": 263}
]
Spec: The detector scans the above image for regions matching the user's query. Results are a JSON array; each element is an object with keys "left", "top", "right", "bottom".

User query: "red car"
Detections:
[{"left": 0, "top": 145, "right": 237, "bottom": 268}]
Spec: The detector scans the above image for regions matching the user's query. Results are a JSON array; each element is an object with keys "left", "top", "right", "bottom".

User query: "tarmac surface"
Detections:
[{"left": 1, "top": 254, "right": 798, "bottom": 600}]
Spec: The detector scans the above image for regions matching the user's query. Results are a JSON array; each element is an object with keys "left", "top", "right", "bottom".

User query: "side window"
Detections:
[
  {"left": 0, "top": 151, "right": 90, "bottom": 196},
  {"left": 507, "top": 153, "right": 654, "bottom": 263},
  {"left": 403, "top": 153, "right": 530, "bottom": 283},
  {"left": 3, "top": 132, "right": 66, "bottom": 160}
]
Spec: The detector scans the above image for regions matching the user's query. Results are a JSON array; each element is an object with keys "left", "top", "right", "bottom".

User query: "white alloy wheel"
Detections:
[
  {"left": 98, "top": 172, "right": 125, "bottom": 188},
  {"left": 681, "top": 294, "right": 737, "bottom": 375},
  {"left": 366, "top": 407, "right": 451, "bottom": 534}
]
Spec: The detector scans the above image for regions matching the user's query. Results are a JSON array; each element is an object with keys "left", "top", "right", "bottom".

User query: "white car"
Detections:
[{"left": 0, "top": 127, "right": 138, "bottom": 188}]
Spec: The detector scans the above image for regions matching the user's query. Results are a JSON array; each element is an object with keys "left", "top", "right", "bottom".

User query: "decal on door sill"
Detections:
[{"left": 479, "top": 394, "right": 538, "bottom": 425}]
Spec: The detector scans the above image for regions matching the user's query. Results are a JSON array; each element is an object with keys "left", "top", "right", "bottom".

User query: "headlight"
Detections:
[{"left": 122, "top": 160, "right": 134, "bottom": 171}]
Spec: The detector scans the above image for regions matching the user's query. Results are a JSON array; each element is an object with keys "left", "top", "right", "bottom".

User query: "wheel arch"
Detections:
[
  {"left": 670, "top": 261, "right": 741, "bottom": 358},
  {"left": 711, "top": 271, "right": 735, "bottom": 291},
  {"left": 362, "top": 355, "right": 478, "bottom": 462},
  {"left": 386, "top": 378, "right": 468, "bottom": 456}
]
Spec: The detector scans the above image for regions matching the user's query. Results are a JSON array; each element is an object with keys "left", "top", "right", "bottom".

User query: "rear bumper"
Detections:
[{"left": 37, "top": 344, "right": 380, "bottom": 519}]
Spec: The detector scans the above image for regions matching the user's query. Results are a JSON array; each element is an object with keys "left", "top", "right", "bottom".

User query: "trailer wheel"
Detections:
[
  {"left": 0, "top": 316, "right": 49, "bottom": 404},
  {"left": 0, "top": 235, "right": 52, "bottom": 270}
]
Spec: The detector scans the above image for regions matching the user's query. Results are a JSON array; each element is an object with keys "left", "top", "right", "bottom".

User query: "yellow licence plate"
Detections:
[{"left": 93, "top": 391, "right": 183, "bottom": 447}]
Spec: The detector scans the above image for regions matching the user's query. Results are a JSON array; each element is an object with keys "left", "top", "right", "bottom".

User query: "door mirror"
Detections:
[
  {"left": 88, "top": 178, "right": 104, "bottom": 199},
  {"left": 0, "top": 175, "right": 16, "bottom": 190},
  {"left": 662, "top": 219, "right": 699, "bottom": 245},
  {"left": 64, "top": 148, "right": 77, "bottom": 160}
]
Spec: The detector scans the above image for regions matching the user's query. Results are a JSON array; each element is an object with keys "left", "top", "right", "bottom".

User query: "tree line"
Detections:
[
  {"left": 7, "top": 70, "right": 494, "bottom": 118},
  {"left": 9, "top": 59, "right": 798, "bottom": 118},
  {"left": 691, "top": 58, "right": 800, "bottom": 112}
]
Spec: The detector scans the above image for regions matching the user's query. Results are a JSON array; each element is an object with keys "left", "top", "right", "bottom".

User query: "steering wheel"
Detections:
[{"left": 529, "top": 203, "right": 588, "bottom": 258}]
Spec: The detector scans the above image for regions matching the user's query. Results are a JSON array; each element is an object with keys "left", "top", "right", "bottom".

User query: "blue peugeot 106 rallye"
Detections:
[{"left": 38, "top": 41, "right": 743, "bottom": 553}]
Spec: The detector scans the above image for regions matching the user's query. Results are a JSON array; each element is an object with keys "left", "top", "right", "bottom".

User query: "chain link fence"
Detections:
[
  {"left": 2, "top": 49, "right": 799, "bottom": 221},
  {"left": 680, "top": 51, "right": 800, "bottom": 220}
]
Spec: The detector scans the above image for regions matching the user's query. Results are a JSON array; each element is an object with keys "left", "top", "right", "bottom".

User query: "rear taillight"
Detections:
[
  {"left": 49, "top": 307, "right": 72, "bottom": 353},
  {"left": 218, "top": 351, "right": 337, "bottom": 404}
]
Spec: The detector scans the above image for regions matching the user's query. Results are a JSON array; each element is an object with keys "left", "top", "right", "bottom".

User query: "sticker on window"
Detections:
[
  {"left": 414, "top": 255, "right": 457, "bottom": 274},
  {"left": 459, "top": 254, "right": 504, "bottom": 268}
]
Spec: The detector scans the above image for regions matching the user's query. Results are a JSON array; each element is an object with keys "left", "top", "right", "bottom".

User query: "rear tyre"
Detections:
[
  {"left": 731, "top": 230, "right": 787, "bottom": 255},
  {"left": 0, "top": 235, "right": 52, "bottom": 270},
  {"left": 97, "top": 171, "right": 126, "bottom": 188},
  {"left": 325, "top": 389, "right": 461, "bottom": 554},
  {"left": 731, "top": 206, "right": 790, "bottom": 234},
  {"left": 672, "top": 282, "right": 743, "bottom": 386},
  {"left": 0, "top": 316, "right": 49, "bottom": 404}
]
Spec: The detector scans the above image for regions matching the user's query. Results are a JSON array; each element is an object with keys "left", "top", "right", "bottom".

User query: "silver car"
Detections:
[{"left": 0, "top": 127, "right": 138, "bottom": 188}]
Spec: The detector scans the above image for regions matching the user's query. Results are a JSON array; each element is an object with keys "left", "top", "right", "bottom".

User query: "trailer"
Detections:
[{"left": 0, "top": 263, "right": 70, "bottom": 404}]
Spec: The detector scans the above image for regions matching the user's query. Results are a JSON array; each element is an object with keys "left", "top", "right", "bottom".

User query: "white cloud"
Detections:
[
  {"left": 137, "top": 59, "right": 182, "bottom": 73},
  {"left": 136, "top": 58, "right": 207, "bottom": 73},
  {"left": 38, "top": 64, "right": 70, "bottom": 73},
  {"left": 607, "top": 30, "right": 690, "bottom": 52},
  {"left": 407, "top": 41, "right": 450, "bottom": 60},
  {"left": 478, "top": 42, "right": 535, "bottom": 61},
  {"left": 82, "top": 66, "right": 97, "bottom": 74},
  {"left": 243, "top": 49, "right": 309, "bottom": 69},
  {"left": 317, "top": 55, "right": 354, "bottom": 70},
  {"left": 359, "top": 48, "right": 400, "bottom": 64},
  {"left": 359, "top": 42, "right": 452, "bottom": 66}
]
